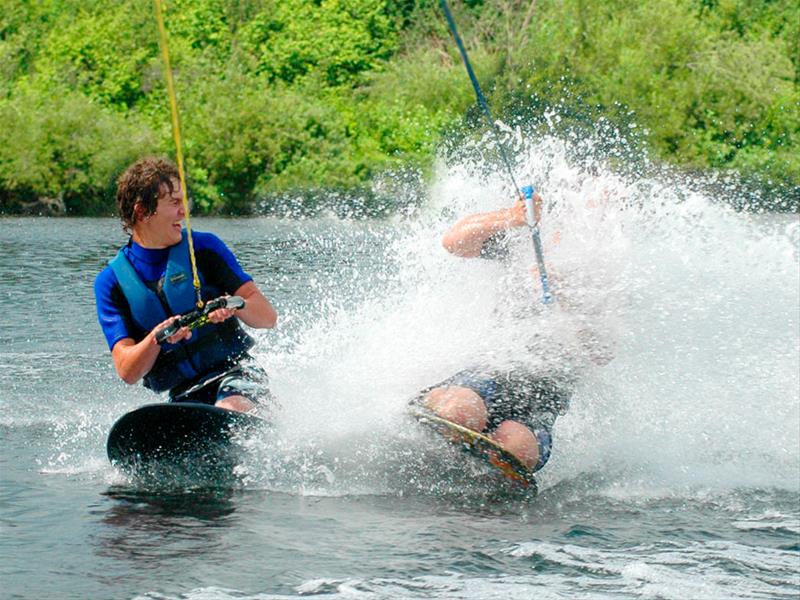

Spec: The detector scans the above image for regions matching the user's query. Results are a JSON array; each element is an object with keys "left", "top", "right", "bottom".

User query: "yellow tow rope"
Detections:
[{"left": 153, "top": 0, "right": 203, "bottom": 309}]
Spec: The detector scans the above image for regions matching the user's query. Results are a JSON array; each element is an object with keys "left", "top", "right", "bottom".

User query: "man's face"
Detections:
[{"left": 138, "top": 177, "right": 185, "bottom": 247}]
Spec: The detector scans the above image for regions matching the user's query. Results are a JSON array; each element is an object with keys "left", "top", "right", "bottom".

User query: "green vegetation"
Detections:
[{"left": 0, "top": 0, "right": 797, "bottom": 215}]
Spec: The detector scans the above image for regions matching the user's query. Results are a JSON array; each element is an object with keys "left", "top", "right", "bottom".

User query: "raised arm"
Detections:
[{"left": 441, "top": 192, "right": 542, "bottom": 258}]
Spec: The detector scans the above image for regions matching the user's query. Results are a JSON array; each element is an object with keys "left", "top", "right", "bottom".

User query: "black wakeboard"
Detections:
[{"left": 107, "top": 402, "right": 264, "bottom": 478}]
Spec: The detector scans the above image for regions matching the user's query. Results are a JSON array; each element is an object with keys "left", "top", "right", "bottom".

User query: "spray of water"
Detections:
[
  {"left": 247, "top": 127, "right": 799, "bottom": 497},
  {"left": 33, "top": 120, "right": 794, "bottom": 498}
]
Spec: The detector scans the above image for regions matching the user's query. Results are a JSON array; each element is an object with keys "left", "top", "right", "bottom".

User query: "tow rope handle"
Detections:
[
  {"left": 155, "top": 296, "right": 246, "bottom": 344},
  {"left": 521, "top": 185, "right": 554, "bottom": 304}
]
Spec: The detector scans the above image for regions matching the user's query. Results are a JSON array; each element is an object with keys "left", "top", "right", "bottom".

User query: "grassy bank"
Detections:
[{"left": 0, "top": 0, "right": 797, "bottom": 215}]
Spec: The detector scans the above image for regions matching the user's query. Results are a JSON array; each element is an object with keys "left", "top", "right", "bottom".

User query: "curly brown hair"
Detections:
[{"left": 116, "top": 157, "right": 179, "bottom": 232}]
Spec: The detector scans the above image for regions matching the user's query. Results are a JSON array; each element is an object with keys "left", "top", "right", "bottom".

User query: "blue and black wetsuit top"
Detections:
[{"left": 94, "top": 231, "right": 255, "bottom": 393}]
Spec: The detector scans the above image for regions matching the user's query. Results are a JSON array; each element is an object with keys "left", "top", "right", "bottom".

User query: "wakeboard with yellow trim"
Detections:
[{"left": 410, "top": 408, "right": 537, "bottom": 489}]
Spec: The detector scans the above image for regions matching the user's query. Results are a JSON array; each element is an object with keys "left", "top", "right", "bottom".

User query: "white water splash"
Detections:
[{"left": 253, "top": 132, "right": 799, "bottom": 496}]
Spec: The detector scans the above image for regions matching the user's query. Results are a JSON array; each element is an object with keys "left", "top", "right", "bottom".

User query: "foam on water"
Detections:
[{"left": 170, "top": 531, "right": 800, "bottom": 600}]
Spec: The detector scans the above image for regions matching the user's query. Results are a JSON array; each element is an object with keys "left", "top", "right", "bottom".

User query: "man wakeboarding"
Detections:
[
  {"left": 94, "top": 157, "right": 277, "bottom": 413},
  {"left": 411, "top": 187, "right": 615, "bottom": 477}
]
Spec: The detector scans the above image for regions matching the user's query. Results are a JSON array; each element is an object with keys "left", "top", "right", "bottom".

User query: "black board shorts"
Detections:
[
  {"left": 169, "top": 362, "right": 271, "bottom": 406},
  {"left": 415, "top": 366, "right": 574, "bottom": 471}
]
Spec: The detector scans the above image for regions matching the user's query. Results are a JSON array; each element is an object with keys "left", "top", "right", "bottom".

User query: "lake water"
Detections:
[{"left": 1, "top": 158, "right": 799, "bottom": 599}]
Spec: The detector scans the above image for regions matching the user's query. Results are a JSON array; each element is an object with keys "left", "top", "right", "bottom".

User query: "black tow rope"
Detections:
[
  {"left": 440, "top": 0, "right": 554, "bottom": 304},
  {"left": 439, "top": 0, "right": 520, "bottom": 193}
]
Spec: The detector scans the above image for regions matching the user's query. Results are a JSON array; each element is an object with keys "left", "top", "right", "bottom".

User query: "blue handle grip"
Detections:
[{"left": 521, "top": 185, "right": 535, "bottom": 199}]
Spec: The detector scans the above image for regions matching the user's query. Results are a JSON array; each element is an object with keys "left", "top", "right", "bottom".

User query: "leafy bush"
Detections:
[
  {"left": 240, "top": 0, "right": 398, "bottom": 86},
  {"left": 0, "top": 85, "right": 157, "bottom": 214},
  {"left": 0, "top": 0, "right": 796, "bottom": 214},
  {"left": 485, "top": 0, "right": 799, "bottom": 202}
]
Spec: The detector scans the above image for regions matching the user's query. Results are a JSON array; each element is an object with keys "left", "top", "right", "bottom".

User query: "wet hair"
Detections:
[{"left": 116, "top": 157, "right": 179, "bottom": 232}]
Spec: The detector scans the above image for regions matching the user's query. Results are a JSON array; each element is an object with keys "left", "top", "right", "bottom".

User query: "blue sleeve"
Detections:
[
  {"left": 94, "top": 266, "right": 132, "bottom": 351},
  {"left": 193, "top": 231, "right": 253, "bottom": 291}
]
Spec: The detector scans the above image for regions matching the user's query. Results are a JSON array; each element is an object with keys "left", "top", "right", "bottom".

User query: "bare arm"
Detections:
[
  {"left": 441, "top": 194, "right": 542, "bottom": 258},
  {"left": 232, "top": 280, "right": 277, "bottom": 328},
  {"left": 111, "top": 317, "right": 191, "bottom": 385},
  {"left": 111, "top": 281, "right": 275, "bottom": 385},
  {"left": 204, "top": 282, "right": 277, "bottom": 330}
]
